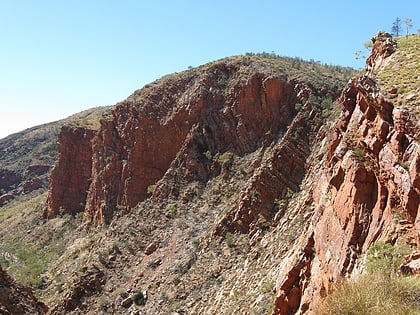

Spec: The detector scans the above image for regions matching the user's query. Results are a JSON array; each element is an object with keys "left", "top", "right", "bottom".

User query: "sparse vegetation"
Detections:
[
  {"left": 320, "top": 272, "right": 420, "bottom": 315},
  {"left": 165, "top": 203, "right": 177, "bottom": 212},
  {"left": 202, "top": 150, "right": 212, "bottom": 160},
  {"left": 392, "top": 17, "right": 403, "bottom": 36},
  {"left": 366, "top": 241, "right": 411, "bottom": 275},
  {"left": 215, "top": 151, "right": 234, "bottom": 163},
  {"left": 353, "top": 147, "right": 366, "bottom": 158},
  {"left": 147, "top": 184, "right": 156, "bottom": 194},
  {"left": 319, "top": 242, "right": 420, "bottom": 315},
  {"left": 225, "top": 232, "right": 234, "bottom": 247},
  {"left": 0, "top": 37, "right": 417, "bottom": 314},
  {"left": 376, "top": 34, "right": 420, "bottom": 118},
  {"left": 404, "top": 18, "right": 413, "bottom": 37}
]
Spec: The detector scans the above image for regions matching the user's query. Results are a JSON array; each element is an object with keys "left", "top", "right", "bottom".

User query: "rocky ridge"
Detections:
[
  {"left": 0, "top": 106, "right": 111, "bottom": 207},
  {"left": 45, "top": 56, "right": 349, "bottom": 224},
  {"left": 42, "top": 54, "right": 353, "bottom": 314},
  {"left": 273, "top": 32, "right": 419, "bottom": 314},
  {"left": 1, "top": 33, "right": 418, "bottom": 315}
]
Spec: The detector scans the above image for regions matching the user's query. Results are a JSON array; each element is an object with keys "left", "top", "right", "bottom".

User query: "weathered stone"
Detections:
[
  {"left": 45, "top": 126, "right": 95, "bottom": 218},
  {"left": 400, "top": 251, "right": 420, "bottom": 275},
  {"left": 0, "top": 169, "right": 22, "bottom": 192},
  {"left": 121, "top": 296, "right": 133, "bottom": 308},
  {"left": 0, "top": 264, "right": 48, "bottom": 314},
  {"left": 22, "top": 178, "right": 43, "bottom": 193},
  {"left": 47, "top": 59, "right": 327, "bottom": 225},
  {"left": 41, "top": 33, "right": 418, "bottom": 314},
  {"left": 273, "top": 32, "right": 419, "bottom": 314},
  {"left": 0, "top": 193, "right": 13, "bottom": 206},
  {"left": 144, "top": 242, "right": 158, "bottom": 255},
  {"left": 25, "top": 164, "right": 50, "bottom": 176}
]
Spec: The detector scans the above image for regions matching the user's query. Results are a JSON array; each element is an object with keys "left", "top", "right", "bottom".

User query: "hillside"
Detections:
[
  {"left": 0, "top": 33, "right": 419, "bottom": 315},
  {"left": 0, "top": 106, "right": 112, "bottom": 207}
]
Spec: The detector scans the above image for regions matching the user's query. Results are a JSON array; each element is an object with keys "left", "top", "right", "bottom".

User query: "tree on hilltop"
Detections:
[
  {"left": 404, "top": 17, "right": 413, "bottom": 36},
  {"left": 391, "top": 17, "right": 402, "bottom": 36}
]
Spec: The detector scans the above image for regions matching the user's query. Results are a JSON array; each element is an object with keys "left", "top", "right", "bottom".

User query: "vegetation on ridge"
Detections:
[
  {"left": 376, "top": 34, "right": 420, "bottom": 118},
  {"left": 0, "top": 106, "right": 111, "bottom": 172}
]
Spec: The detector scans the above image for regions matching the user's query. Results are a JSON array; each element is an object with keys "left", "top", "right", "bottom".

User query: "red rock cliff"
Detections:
[
  {"left": 272, "top": 32, "right": 420, "bottom": 314},
  {"left": 42, "top": 34, "right": 418, "bottom": 315},
  {"left": 84, "top": 69, "right": 303, "bottom": 223},
  {"left": 45, "top": 126, "right": 95, "bottom": 218},
  {"left": 47, "top": 58, "right": 343, "bottom": 225}
]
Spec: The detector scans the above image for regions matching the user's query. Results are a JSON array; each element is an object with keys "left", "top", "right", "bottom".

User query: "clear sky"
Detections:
[{"left": 0, "top": 0, "right": 419, "bottom": 139}]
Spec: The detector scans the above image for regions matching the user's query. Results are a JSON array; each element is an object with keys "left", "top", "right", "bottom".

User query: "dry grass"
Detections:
[
  {"left": 319, "top": 273, "right": 420, "bottom": 315},
  {"left": 0, "top": 193, "right": 86, "bottom": 289},
  {"left": 377, "top": 34, "right": 420, "bottom": 117},
  {"left": 319, "top": 242, "right": 420, "bottom": 315}
]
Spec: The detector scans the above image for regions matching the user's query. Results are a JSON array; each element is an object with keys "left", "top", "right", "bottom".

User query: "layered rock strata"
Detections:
[
  {"left": 273, "top": 32, "right": 420, "bottom": 314},
  {"left": 45, "top": 126, "right": 95, "bottom": 218},
  {"left": 46, "top": 60, "right": 342, "bottom": 225}
]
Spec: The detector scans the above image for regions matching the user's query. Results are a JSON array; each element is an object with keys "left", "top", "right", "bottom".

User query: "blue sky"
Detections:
[{"left": 0, "top": 1, "right": 419, "bottom": 139}]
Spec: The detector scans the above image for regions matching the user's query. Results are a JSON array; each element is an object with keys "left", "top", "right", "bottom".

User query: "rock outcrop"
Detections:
[
  {"left": 49, "top": 265, "right": 105, "bottom": 314},
  {"left": 0, "top": 264, "right": 48, "bottom": 314},
  {"left": 0, "top": 167, "right": 50, "bottom": 206},
  {"left": 45, "top": 126, "right": 95, "bottom": 218},
  {"left": 0, "top": 169, "right": 22, "bottom": 193},
  {"left": 0, "top": 106, "right": 111, "bottom": 210},
  {"left": 272, "top": 32, "right": 420, "bottom": 314},
  {"left": 46, "top": 58, "right": 345, "bottom": 225},
  {"left": 84, "top": 71, "right": 305, "bottom": 224}
]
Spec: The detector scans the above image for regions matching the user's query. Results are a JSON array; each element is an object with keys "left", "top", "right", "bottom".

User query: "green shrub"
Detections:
[
  {"left": 321, "top": 97, "right": 333, "bottom": 109},
  {"left": 165, "top": 203, "right": 177, "bottom": 212},
  {"left": 132, "top": 290, "right": 146, "bottom": 306},
  {"left": 173, "top": 274, "right": 181, "bottom": 286},
  {"left": 225, "top": 232, "right": 234, "bottom": 247},
  {"left": 215, "top": 152, "right": 233, "bottom": 163},
  {"left": 202, "top": 150, "right": 212, "bottom": 160},
  {"left": 367, "top": 241, "right": 410, "bottom": 275},
  {"left": 353, "top": 147, "right": 366, "bottom": 158},
  {"left": 147, "top": 184, "right": 156, "bottom": 194}
]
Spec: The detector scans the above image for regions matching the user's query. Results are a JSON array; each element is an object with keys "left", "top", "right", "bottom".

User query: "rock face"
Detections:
[
  {"left": 272, "top": 32, "right": 420, "bottom": 314},
  {"left": 45, "top": 126, "right": 95, "bottom": 218},
  {"left": 85, "top": 73, "right": 302, "bottom": 224},
  {"left": 400, "top": 251, "right": 420, "bottom": 275},
  {"left": 0, "top": 169, "right": 22, "bottom": 193},
  {"left": 0, "top": 167, "right": 50, "bottom": 206},
  {"left": 0, "top": 264, "right": 48, "bottom": 314},
  {"left": 46, "top": 59, "right": 343, "bottom": 225}
]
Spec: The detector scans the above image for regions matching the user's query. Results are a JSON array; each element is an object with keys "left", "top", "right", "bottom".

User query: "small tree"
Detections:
[
  {"left": 404, "top": 17, "right": 413, "bottom": 36},
  {"left": 364, "top": 40, "right": 373, "bottom": 49},
  {"left": 391, "top": 17, "right": 402, "bottom": 36},
  {"left": 354, "top": 41, "right": 373, "bottom": 61}
]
